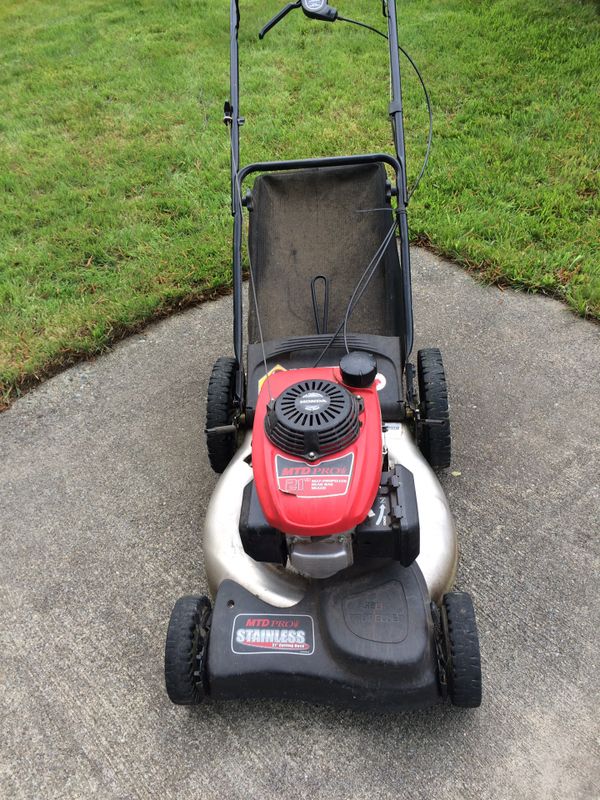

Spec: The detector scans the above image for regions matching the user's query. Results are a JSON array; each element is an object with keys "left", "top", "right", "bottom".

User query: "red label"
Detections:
[{"left": 275, "top": 453, "right": 354, "bottom": 498}]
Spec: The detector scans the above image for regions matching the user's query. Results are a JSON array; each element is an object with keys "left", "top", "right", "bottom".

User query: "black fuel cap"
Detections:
[{"left": 339, "top": 351, "right": 377, "bottom": 388}]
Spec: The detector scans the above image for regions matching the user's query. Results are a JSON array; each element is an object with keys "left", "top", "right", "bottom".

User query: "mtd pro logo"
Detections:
[{"left": 231, "top": 614, "right": 315, "bottom": 655}]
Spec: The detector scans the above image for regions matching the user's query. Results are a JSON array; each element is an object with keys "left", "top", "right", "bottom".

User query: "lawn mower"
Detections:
[{"left": 165, "top": 0, "right": 482, "bottom": 710}]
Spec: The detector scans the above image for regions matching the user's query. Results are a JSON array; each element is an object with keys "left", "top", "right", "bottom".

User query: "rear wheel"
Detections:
[
  {"left": 441, "top": 591, "right": 482, "bottom": 708},
  {"left": 164, "top": 595, "right": 212, "bottom": 705},
  {"left": 206, "top": 356, "right": 238, "bottom": 473},
  {"left": 417, "top": 347, "right": 451, "bottom": 469}
]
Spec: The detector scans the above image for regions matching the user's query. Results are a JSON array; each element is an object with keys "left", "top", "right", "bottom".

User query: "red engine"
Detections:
[{"left": 252, "top": 367, "right": 382, "bottom": 537}]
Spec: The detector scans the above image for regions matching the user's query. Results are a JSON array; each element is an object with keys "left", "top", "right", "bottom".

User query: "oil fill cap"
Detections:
[{"left": 339, "top": 352, "right": 377, "bottom": 388}]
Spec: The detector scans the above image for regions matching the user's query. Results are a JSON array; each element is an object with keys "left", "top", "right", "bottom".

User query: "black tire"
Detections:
[
  {"left": 206, "top": 356, "right": 238, "bottom": 474},
  {"left": 164, "top": 595, "right": 211, "bottom": 705},
  {"left": 417, "top": 347, "right": 451, "bottom": 469},
  {"left": 441, "top": 592, "right": 482, "bottom": 708}
]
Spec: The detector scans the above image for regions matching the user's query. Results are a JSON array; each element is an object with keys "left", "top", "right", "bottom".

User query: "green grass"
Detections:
[{"left": 1, "top": 0, "right": 598, "bottom": 405}]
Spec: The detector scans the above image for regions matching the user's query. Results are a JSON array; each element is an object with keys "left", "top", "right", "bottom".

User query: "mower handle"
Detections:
[{"left": 259, "top": 0, "right": 338, "bottom": 39}]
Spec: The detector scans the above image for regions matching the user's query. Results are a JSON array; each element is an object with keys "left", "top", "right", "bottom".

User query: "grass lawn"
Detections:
[{"left": 1, "top": 0, "right": 598, "bottom": 405}]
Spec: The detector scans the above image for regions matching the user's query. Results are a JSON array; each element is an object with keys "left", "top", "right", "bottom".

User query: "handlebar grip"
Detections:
[{"left": 259, "top": 2, "right": 301, "bottom": 39}]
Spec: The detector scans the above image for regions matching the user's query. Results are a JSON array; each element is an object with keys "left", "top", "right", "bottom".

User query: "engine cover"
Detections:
[{"left": 252, "top": 367, "right": 382, "bottom": 537}]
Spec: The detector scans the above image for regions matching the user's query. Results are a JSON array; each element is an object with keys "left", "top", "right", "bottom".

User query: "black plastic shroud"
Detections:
[{"left": 206, "top": 562, "right": 442, "bottom": 710}]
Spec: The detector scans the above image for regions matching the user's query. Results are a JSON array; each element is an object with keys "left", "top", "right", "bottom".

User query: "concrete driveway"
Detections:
[{"left": 1, "top": 249, "right": 599, "bottom": 800}]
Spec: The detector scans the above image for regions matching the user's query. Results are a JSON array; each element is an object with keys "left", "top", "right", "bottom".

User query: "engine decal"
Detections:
[
  {"left": 275, "top": 453, "right": 354, "bottom": 498},
  {"left": 231, "top": 614, "right": 315, "bottom": 655}
]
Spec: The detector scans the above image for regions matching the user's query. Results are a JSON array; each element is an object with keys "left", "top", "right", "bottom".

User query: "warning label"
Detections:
[
  {"left": 231, "top": 614, "right": 315, "bottom": 655},
  {"left": 258, "top": 364, "right": 287, "bottom": 392},
  {"left": 275, "top": 453, "right": 354, "bottom": 498}
]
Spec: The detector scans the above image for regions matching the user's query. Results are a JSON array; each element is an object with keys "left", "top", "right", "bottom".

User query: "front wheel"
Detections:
[
  {"left": 441, "top": 591, "right": 482, "bottom": 708},
  {"left": 164, "top": 595, "right": 212, "bottom": 705}
]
